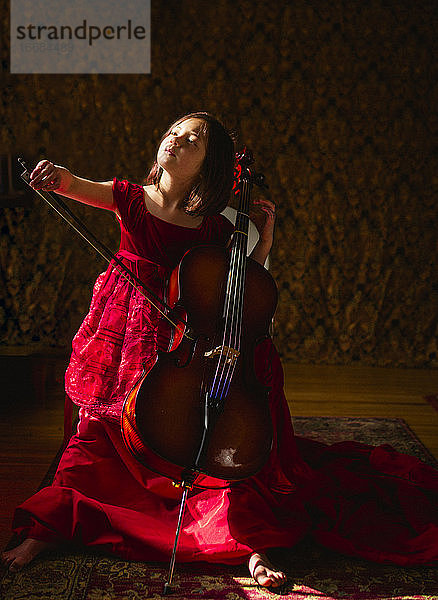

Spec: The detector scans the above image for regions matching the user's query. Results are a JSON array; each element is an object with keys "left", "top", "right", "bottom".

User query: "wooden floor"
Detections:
[{"left": 1, "top": 356, "right": 438, "bottom": 552}]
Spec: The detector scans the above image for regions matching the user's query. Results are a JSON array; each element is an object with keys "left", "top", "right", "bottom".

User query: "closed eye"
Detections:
[{"left": 169, "top": 129, "right": 199, "bottom": 146}]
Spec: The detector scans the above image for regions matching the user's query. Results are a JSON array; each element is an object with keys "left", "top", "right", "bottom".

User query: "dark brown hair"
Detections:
[{"left": 146, "top": 112, "right": 235, "bottom": 216}]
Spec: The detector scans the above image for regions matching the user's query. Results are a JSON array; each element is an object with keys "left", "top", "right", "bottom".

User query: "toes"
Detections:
[
  {"left": 248, "top": 553, "right": 287, "bottom": 589},
  {"left": 268, "top": 571, "right": 287, "bottom": 588},
  {"left": 9, "top": 559, "right": 24, "bottom": 572},
  {"left": 264, "top": 572, "right": 285, "bottom": 588},
  {"left": 257, "top": 574, "right": 273, "bottom": 587},
  {"left": 1, "top": 548, "right": 30, "bottom": 572},
  {"left": 253, "top": 565, "right": 286, "bottom": 588},
  {"left": 1, "top": 554, "right": 19, "bottom": 572},
  {"left": 1, "top": 552, "right": 13, "bottom": 566}
]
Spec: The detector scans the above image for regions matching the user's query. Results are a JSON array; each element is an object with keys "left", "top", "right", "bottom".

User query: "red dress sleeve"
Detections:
[{"left": 112, "top": 178, "right": 147, "bottom": 238}]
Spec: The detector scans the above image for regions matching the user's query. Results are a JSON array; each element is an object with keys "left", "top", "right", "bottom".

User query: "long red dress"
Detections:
[{"left": 12, "top": 180, "right": 438, "bottom": 566}]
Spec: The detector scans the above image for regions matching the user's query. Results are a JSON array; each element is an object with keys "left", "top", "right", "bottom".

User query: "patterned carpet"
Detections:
[{"left": 1, "top": 417, "right": 437, "bottom": 600}]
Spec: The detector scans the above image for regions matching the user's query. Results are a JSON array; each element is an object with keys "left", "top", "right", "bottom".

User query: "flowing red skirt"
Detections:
[{"left": 12, "top": 341, "right": 438, "bottom": 566}]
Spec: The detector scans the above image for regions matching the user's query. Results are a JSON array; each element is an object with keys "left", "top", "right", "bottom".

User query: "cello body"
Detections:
[{"left": 122, "top": 244, "right": 278, "bottom": 488}]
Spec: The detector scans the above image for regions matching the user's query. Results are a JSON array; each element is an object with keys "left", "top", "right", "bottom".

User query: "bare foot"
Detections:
[
  {"left": 1, "top": 538, "right": 54, "bottom": 572},
  {"left": 248, "top": 552, "right": 287, "bottom": 588}
]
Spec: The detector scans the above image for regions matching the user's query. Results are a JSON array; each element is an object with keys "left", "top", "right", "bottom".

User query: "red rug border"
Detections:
[{"left": 292, "top": 415, "right": 438, "bottom": 467}]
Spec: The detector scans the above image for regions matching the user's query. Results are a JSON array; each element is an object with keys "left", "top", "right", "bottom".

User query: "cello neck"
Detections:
[{"left": 223, "top": 178, "right": 251, "bottom": 347}]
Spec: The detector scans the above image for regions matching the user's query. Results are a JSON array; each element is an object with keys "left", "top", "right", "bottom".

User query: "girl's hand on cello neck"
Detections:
[
  {"left": 30, "top": 160, "right": 115, "bottom": 211},
  {"left": 249, "top": 198, "right": 276, "bottom": 266}
]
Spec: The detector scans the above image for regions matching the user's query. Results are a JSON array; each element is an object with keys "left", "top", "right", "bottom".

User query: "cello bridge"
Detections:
[{"left": 204, "top": 345, "right": 240, "bottom": 365}]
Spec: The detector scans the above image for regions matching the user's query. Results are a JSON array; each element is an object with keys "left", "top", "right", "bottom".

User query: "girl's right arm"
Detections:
[{"left": 29, "top": 160, "right": 115, "bottom": 211}]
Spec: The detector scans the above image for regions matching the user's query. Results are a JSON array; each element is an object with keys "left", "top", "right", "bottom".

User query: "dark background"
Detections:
[{"left": 1, "top": 0, "right": 438, "bottom": 367}]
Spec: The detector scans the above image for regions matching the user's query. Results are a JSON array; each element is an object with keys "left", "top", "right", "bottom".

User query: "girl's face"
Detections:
[{"left": 157, "top": 118, "right": 207, "bottom": 184}]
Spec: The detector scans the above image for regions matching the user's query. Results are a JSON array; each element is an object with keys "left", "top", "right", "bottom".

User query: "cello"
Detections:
[
  {"left": 122, "top": 149, "right": 277, "bottom": 485},
  {"left": 121, "top": 148, "right": 278, "bottom": 592}
]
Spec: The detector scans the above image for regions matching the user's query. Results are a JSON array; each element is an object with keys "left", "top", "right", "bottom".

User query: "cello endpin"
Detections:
[{"left": 163, "top": 582, "right": 174, "bottom": 595}]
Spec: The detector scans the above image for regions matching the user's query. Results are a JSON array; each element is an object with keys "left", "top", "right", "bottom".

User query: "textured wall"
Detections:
[{"left": 1, "top": 0, "right": 437, "bottom": 367}]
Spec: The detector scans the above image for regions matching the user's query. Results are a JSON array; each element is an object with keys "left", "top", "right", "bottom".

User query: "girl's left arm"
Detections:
[{"left": 249, "top": 198, "right": 276, "bottom": 266}]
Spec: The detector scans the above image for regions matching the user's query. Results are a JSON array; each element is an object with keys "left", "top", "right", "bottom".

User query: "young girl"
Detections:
[
  {"left": 2, "top": 112, "right": 438, "bottom": 587},
  {"left": 2, "top": 112, "right": 286, "bottom": 587}
]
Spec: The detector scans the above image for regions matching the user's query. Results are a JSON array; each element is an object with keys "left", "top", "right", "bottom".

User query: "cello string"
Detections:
[
  {"left": 208, "top": 189, "right": 244, "bottom": 403},
  {"left": 220, "top": 204, "right": 247, "bottom": 400},
  {"left": 210, "top": 197, "right": 244, "bottom": 400},
  {"left": 208, "top": 243, "right": 236, "bottom": 402},
  {"left": 227, "top": 188, "right": 247, "bottom": 355},
  {"left": 222, "top": 188, "right": 248, "bottom": 397},
  {"left": 211, "top": 184, "right": 248, "bottom": 400},
  {"left": 211, "top": 180, "right": 250, "bottom": 403},
  {"left": 227, "top": 181, "right": 249, "bottom": 371}
]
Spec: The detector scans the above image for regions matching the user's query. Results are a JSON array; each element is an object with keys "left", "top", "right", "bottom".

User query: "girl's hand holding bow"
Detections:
[{"left": 30, "top": 160, "right": 73, "bottom": 193}]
